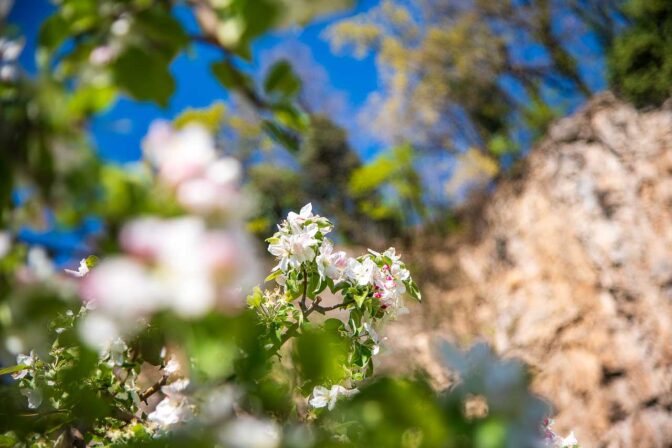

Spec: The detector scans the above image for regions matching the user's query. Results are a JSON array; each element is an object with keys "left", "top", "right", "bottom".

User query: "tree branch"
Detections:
[
  {"left": 139, "top": 375, "right": 169, "bottom": 403},
  {"left": 188, "top": 33, "right": 272, "bottom": 110}
]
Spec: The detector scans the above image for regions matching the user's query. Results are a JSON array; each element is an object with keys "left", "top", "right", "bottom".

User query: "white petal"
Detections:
[{"left": 300, "top": 203, "right": 312, "bottom": 218}]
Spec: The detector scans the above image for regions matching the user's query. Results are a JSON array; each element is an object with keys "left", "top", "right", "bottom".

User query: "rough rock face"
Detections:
[{"left": 385, "top": 93, "right": 672, "bottom": 447}]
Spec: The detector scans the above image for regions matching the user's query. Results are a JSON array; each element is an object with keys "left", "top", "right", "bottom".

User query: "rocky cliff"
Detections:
[{"left": 385, "top": 93, "right": 672, "bottom": 447}]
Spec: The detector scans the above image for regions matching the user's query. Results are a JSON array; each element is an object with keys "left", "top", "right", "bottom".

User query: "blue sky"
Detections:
[{"left": 9, "top": 0, "right": 381, "bottom": 162}]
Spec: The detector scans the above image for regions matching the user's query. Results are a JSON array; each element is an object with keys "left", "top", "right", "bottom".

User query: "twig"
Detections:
[
  {"left": 139, "top": 375, "right": 169, "bottom": 403},
  {"left": 188, "top": 33, "right": 272, "bottom": 110},
  {"left": 311, "top": 302, "right": 348, "bottom": 314},
  {"left": 299, "top": 267, "right": 308, "bottom": 314}
]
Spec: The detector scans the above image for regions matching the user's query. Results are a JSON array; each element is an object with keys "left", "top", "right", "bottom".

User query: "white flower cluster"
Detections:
[
  {"left": 267, "top": 204, "right": 413, "bottom": 315},
  {"left": 142, "top": 121, "right": 243, "bottom": 216},
  {"left": 77, "top": 121, "right": 259, "bottom": 350},
  {"left": 268, "top": 203, "right": 334, "bottom": 273},
  {"left": 345, "top": 248, "right": 411, "bottom": 314},
  {"left": 265, "top": 205, "right": 419, "bottom": 413},
  {"left": 11, "top": 351, "right": 42, "bottom": 409},
  {"left": 542, "top": 418, "right": 579, "bottom": 448},
  {"left": 148, "top": 378, "right": 194, "bottom": 430},
  {"left": 79, "top": 216, "right": 257, "bottom": 349}
]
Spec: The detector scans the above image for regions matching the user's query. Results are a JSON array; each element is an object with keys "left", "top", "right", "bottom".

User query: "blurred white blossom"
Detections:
[
  {"left": 26, "top": 247, "right": 55, "bottom": 281},
  {"left": 21, "top": 387, "right": 42, "bottom": 409},
  {"left": 11, "top": 351, "right": 37, "bottom": 380},
  {"left": 0, "top": 231, "right": 10, "bottom": 259},
  {"left": 219, "top": 416, "right": 281, "bottom": 448},
  {"left": 148, "top": 379, "right": 194, "bottom": 429},
  {"left": 89, "top": 45, "right": 119, "bottom": 65},
  {"left": 104, "top": 337, "right": 128, "bottom": 367},
  {"left": 64, "top": 258, "right": 90, "bottom": 278},
  {"left": 309, "top": 385, "right": 359, "bottom": 410},
  {"left": 142, "top": 122, "right": 216, "bottom": 187}
]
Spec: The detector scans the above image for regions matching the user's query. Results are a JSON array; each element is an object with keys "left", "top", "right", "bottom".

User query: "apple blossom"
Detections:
[
  {"left": 287, "top": 203, "right": 314, "bottom": 232},
  {"left": 362, "top": 322, "right": 382, "bottom": 356},
  {"left": 26, "top": 247, "right": 54, "bottom": 281},
  {"left": 344, "top": 257, "right": 377, "bottom": 286},
  {"left": 148, "top": 379, "right": 194, "bottom": 429},
  {"left": 309, "top": 385, "right": 359, "bottom": 411},
  {"left": 64, "top": 258, "right": 90, "bottom": 278},
  {"left": 176, "top": 158, "right": 243, "bottom": 214},
  {"left": 164, "top": 357, "right": 181, "bottom": 376},
  {"left": 78, "top": 313, "right": 122, "bottom": 353},
  {"left": 219, "top": 416, "right": 281, "bottom": 448},
  {"left": 89, "top": 45, "right": 119, "bottom": 65},
  {"left": 142, "top": 121, "right": 216, "bottom": 187},
  {"left": 21, "top": 387, "right": 42, "bottom": 409},
  {"left": 316, "top": 239, "right": 348, "bottom": 281},
  {"left": 268, "top": 228, "right": 319, "bottom": 272},
  {"left": 104, "top": 337, "right": 128, "bottom": 367},
  {"left": 11, "top": 351, "right": 37, "bottom": 380},
  {"left": 80, "top": 257, "right": 163, "bottom": 319},
  {"left": 92, "top": 216, "right": 259, "bottom": 326}
]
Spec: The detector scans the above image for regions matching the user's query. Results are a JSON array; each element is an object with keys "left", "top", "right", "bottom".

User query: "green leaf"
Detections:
[
  {"left": 68, "top": 84, "right": 117, "bottom": 118},
  {"left": 264, "top": 60, "right": 301, "bottom": 98},
  {"left": 39, "top": 14, "right": 70, "bottom": 52},
  {"left": 323, "top": 318, "right": 345, "bottom": 332},
  {"left": 237, "top": 0, "right": 280, "bottom": 48},
  {"left": 308, "top": 272, "right": 320, "bottom": 298},
  {"left": 0, "top": 364, "right": 28, "bottom": 376},
  {"left": 265, "top": 269, "right": 283, "bottom": 283},
  {"left": 353, "top": 292, "right": 367, "bottom": 308},
  {"left": 211, "top": 61, "right": 252, "bottom": 91},
  {"left": 261, "top": 120, "right": 300, "bottom": 153},
  {"left": 273, "top": 103, "right": 309, "bottom": 132},
  {"left": 293, "top": 327, "right": 349, "bottom": 391},
  {"left": 247, "top": 286, "right": 264, "bottom": 308},
  {"left": 134, "top": 8, "right": 188, "bottom": 60},
  {"left": 112, "top": 46, "right": 175, "bottom": 107},
  {"left": 173, "top": 102, "right": 227, "bottom": 133},
  {"left": 0, "top": 434, "right": 18, "bottom": 447},
  {"left": 406, "top": 280, "right": 421, "bottom": 302},
  {"left": 314, "top": 277, "right": 329, "bottom": 296}
]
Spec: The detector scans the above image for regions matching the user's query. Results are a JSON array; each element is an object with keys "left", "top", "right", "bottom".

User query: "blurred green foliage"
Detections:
[
  {"left": 609, "top": 0, "right": 672, "bottom": 106},
  {"left": 326, "top": 0, "right": 625, "bottom": 166}
]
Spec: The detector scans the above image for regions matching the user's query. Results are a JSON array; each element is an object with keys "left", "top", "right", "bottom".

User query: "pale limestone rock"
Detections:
[{"left": 381, "top": 93, "right": 672, "bottom": 448}]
